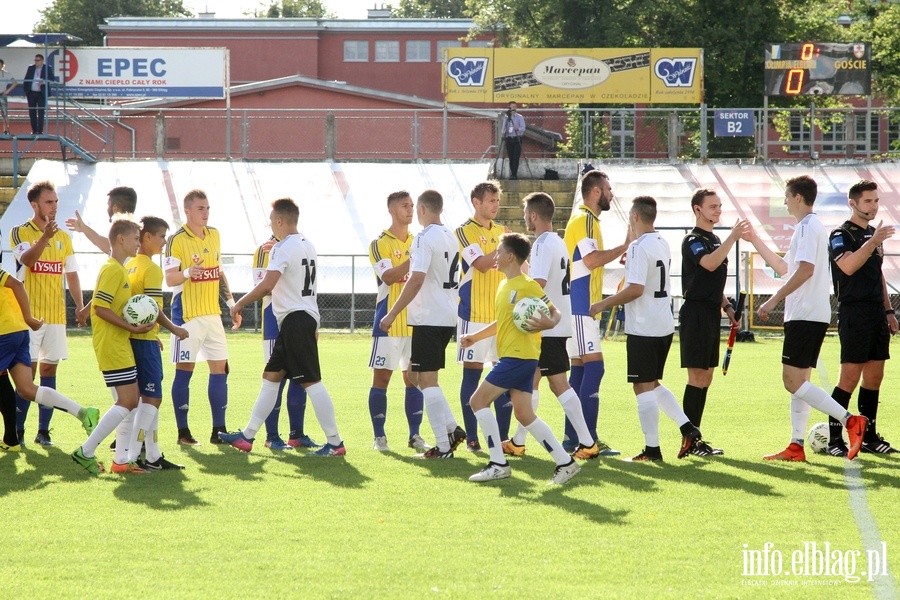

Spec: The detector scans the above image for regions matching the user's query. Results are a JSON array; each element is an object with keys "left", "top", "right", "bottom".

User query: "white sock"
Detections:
[
  {"left": 558, "top": 388, "right": 593, "bottom": 446},
  {"left": 115, "top": 409, "right": 135, "bottom": 464},
  {"left": 306, "top": 382, "right": 341, "bottom": 446},
  {"left": 636, "top": 391, "right": 660, "bottom": 447},
  {"left": 655, "top": 385, "right": 690, "bottom": 427},
  {"left": 525, "top": 417, "right": 570, "bottom": 466},
  {"left": 511, "top": 391, "right": 538, "bottom": 446},
  {"left": 440, "top": 390, "right": 458, "bottom": 433},
  {"left": 245, "top": 379, "right": 281, "bottom": 440},
  {"left": 125, "top": 402, "right": 149, "bottom": 463},
  {"left": 137, "top": 403, "right": 161, "bottom": 463},
  {"left": 791, "top": 394, "right": 812, "bottom": 444},
  {"left": 474, "top": 407, "right": 506, "bottom": 465},
  {"left": 82, "top": 405, "right": 130, "bottom": 457},
  {"left": 423, "top": 387, "right": 451, "bottom": 452},
  {"left": 35, "top": 386, "right": 82, "bottom": 416},
  {"left": 796, "top": 381, "right": 849, "bottom": 424}
]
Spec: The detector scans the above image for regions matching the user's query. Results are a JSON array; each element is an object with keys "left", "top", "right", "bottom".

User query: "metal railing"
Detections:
[{"left": 4, "top": 104, "right": 900, "bottom": 164}]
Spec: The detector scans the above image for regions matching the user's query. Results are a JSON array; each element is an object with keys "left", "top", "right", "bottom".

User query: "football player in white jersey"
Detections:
[
  {"left": 219, "top": 199, "right": 345, "bottom": 457},
  {"left": 746, "top": 175, "right": 868, "bottom": 461},
  {"left": 503, "top": 192, "right": 599, "bottom": 460},
  {"left": 380, "top": 190, "right": 465, "bottom": 458},
  {"left": 590, "top": 197, "right": 702, "bottom": 462}
]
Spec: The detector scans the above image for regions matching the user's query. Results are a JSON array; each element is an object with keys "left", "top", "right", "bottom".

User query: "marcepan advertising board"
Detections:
[
  {"left": 444, "top": 48, "right": 703, "bottom": 104},
  {"left": 0, "top": 47, "right": 227, "bottom": 98}
]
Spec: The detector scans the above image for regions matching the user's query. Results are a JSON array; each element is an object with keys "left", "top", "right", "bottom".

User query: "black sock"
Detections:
[
  {"left": 645, "top": 445, "right": 662, "bottom": 457},
  {"left": 830, "top": 387, "right": 852, "bottom": 444},
  {"left": 679, "top": 422, "right": 697, "bottom": 436},
  {"left": 0, "top": 374, "right": 17, "bottom": 446},
  {"left": 683, "top": 385, "right": 706, "bottom": 426},
  {"left": 858, "top": 387, "right": 879, "bottom": 441}
]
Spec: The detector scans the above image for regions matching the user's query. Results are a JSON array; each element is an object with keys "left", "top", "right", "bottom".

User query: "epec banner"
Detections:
[
  {"left": 0, "top": 47, "right": 227, "bottom": 99},
  {"left": 444, "top": 48, "right": 703, "bottom": 104}
]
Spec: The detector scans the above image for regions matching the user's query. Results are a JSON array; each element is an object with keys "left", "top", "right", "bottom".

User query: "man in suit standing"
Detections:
[
  {"left": 500, "top": 101, "right": 526, "bottom": 180},
  {"left": 24, "top": 54, "right": 54, "bottom": 135}
]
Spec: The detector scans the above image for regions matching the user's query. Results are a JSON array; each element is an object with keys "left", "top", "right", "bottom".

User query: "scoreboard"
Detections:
[{"left": 764, "top": 42, "right": 871, "bottom": 96}]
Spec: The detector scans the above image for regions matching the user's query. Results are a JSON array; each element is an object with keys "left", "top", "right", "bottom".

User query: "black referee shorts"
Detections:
[
  {"left": 266, "top": 310, "right": 321, "bottom": 383},
  {"left": 679, "top": 301, "right": 721, "bottom": 369},
  {"left": 838, "top": 303, "right": 890, "bottom": 364}
]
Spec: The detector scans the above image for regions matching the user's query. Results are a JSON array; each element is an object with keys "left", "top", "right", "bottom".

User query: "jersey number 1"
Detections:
[
  {"left": 301, "top": 258, "right": 316, "bottom": 296},
  {"left": 444, "top": 252, "right": 460, "bottom": 289},
  {"left": 654, "top": 260, "right": 668, "bottom": 298}
]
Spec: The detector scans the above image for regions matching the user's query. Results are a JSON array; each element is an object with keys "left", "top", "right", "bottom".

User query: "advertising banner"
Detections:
[
  {"left": 0, "top": 47, "right": 227, "bottom": 99},
  {"left": 444, "top": 48, "right": 702, "bottom": 104}
]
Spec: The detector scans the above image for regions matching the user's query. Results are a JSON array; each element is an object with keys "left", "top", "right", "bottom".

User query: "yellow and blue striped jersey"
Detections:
[
  {"left": 126, "top": 254, "right": 163, "bottom": 341},
  {"left": 0, "top": 268, "right": 27, "bottom": 336},
  {"left": 564, "top": 205, "right": 604, "bottom": 316},
  {"left": 455, "top": 218, "right": 504, "bottom": 322},
  {"left": 253, "top": 236, "right": 279, "bottom": 341},
  {"left": 369, "top": 229, "right": 412, "bottom": 337},
  {"left": 9, "top": 219, "right": 76, "bottom": 324},
  {"left": 164, "top": 226, "right": 222, "bottom": 324},
  {"left": 91, "top": 258, "right": 135, "bottom": 371},
  {"left": 495, "top": 275, "right": 553, "bottom": 360}
]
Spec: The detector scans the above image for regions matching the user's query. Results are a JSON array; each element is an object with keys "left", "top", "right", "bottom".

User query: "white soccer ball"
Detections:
[
  {"left": 123, "top": 294, "right": 160, "bottom": 326},
  {"left": 807, "top": 422, "right": 830, "bottom": 454},
  {"left": 512, "top": 297, "right": 550, "bottom": 333}
]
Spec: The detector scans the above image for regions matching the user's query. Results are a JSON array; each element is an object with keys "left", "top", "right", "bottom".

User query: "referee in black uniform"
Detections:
[
  {"left": 827, "top": 179, "right": 898, "bottom": 455},
  {"left": 679, "top": 189, "right": 750, "bottom": 456}
]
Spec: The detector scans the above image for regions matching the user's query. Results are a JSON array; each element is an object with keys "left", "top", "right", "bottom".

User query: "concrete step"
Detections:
[
  {"left": 0, "top": 176, "right": 17, "bottom": 187},
  {"left": 0, "top": 188, "right": 16, "bottom": 202}
]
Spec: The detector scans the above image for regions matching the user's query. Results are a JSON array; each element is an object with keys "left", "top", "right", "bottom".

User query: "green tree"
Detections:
[
  {"left": 36, "top": 0, "right": 191, "bottom": 46},
  {"left": 391, "top": 0, "right": 470, "bottom": 18},
  {"left": 253, "top": 0, "right": 333, "bottom": 18}
]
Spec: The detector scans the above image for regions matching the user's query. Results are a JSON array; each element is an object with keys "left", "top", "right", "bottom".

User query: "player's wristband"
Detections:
[
  {"left": 226, "top": 298, "right": 236, "bottom": 309},
  {"left": 887, "top": 310, "right": 895, "bottom": 316},
  {"left": 182, "top": 268, "right": 191, "bottom": 280}
]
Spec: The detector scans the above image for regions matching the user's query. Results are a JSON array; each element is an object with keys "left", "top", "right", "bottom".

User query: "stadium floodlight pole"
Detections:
[{"left": 722, "top": 290, "right": 746, "bottom": 375}]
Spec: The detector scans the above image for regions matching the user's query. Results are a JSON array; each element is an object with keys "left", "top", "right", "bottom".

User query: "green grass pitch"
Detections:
[{"left": 1, "top": 331, "right": 899, "bottom": 598}]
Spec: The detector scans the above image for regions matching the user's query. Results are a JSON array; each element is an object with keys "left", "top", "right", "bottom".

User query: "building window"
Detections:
[
  {"left": 609, "top": 111, "right": 635, "bottom": 159},
  {"left": 467, "top": 40, "right": 492, "bottom": 48},
  {"left": 820, "top": 113, "right": 878, "bottom": 154},
  {"left": 343, "top": 41, "right": 368, "bottom": 62},
  {"left": 820, "top": 116, "right": 845, "bottom": 153},
  {"left": 406, "top": 40, "right": 431, "bottom": 62},
  {"left": 854, "top": 113, "right": 879, "bottom": 154},
  {"left": 788, "top": 115, "right": 810, "bottom": 154},
  {"left": 436, "top": 40, "right": 462, "bottom": 62},
  {"left": 375, "top": 40, "right": 400, "bottom": 62}
]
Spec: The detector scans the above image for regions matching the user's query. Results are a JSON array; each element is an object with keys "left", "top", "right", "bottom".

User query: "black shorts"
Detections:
[
  {"left": 410, "top": 325, "right": 454, "bottom": 372},
  {"left": 838, "top": 303, "right": 890, "bottom": 364},
  {"left": 266, "top": 311, "right": 321, "bottom": 383},
  {"left": 627, "top": 334, "right": 673, "bottom": 384},
  {"left": 679, "top": 302, "right": 721, "bottom": 369},
  {"left": 539, "top": 337, "right": 570, "bottom": 377},
  {"left": 782, "top": 320, "right": 829, "bottom": 369}
]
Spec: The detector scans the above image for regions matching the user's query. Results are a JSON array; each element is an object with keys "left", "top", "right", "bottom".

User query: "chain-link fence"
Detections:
[{"left": 7, "top": 104, "right": 900, "bottom": 164}]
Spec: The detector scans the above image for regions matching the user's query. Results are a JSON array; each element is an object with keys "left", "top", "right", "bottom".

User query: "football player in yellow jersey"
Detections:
[
  {"left": 455, "top": 181, "right": 510, "bottom": 452},
  {"left": 164, "top": 189, "right": 237, "bottom": 446},
  {"left": 10, "top": 180, "right": 85, "bottom": 447},
  {"left": 368, "top": 191, "right": 429, "bottom": 452},
  {"left": 460, "top": 233, "right": 581, "bottom": 484},
  {"left": 0, "top": 262, "right": 99, "bottom": 452},
  {"left": 122, "top": 217, "right": 189, "bottom": 470},
  {"left": 251, "top": 237, "right": 316, "bottom": 450},
  {"left": 562, "top": 169, "right": 631, "bottom": 456},
  {"left": 72, "top": 220, "right": 155, "bottom": 475}
]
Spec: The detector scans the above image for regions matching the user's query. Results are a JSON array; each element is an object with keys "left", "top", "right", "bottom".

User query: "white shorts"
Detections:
[
  {"left": 369, "top": 336, "right": 412, "bottom": 371},
  {"left": 566, "top": 315, "right": 603, "bottom": 358},
  {"left": 29, "top": 323, "right": 67, "bottom": 364},
  {"left": 170, "top": 314, "right": 229, "bottom": 363},
  {"left": 457, "top": 319, "right": 499, "bottom": 364},
  {"left": 263, "top": 339, "right": 276, "bottom": 363}
]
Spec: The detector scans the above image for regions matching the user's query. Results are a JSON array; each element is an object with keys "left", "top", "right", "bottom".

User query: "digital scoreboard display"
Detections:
[{"left": 764, "top": 43, "right": 871, "bottom": 96}]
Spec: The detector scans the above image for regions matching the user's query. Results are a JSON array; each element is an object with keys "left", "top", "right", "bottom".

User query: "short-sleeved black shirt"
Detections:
[
  {"left": 829, "top": 221, "right": 883, "bottom": 304},
  {"left": 681, "top": 227, "right": 726, "bottom": 305}
]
